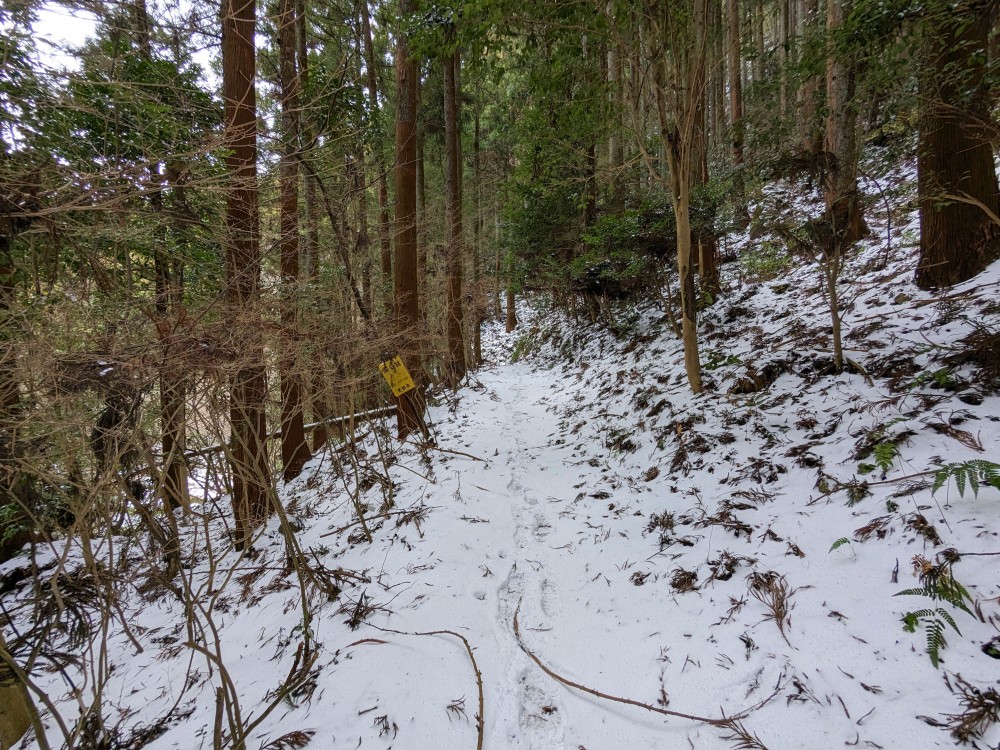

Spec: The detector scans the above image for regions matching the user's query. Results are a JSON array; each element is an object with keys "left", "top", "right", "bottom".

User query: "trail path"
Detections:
[
  {"left": 491, "top": 365, "right": 567, "bottom": 749},
  {"left": 423, "top": 360, "right": 696, "bottom": 749}
]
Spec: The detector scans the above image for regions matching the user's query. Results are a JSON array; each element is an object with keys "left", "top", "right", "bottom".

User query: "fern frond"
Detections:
[
  {"left": 902, "top": 607, "right": 935, "bottom": 620},
  {"left": 933, "top": 460, "right": 1000, "bottom": 498},
  {"left": 829, "top": 537, "right": 850, "bottom": 553},
  {"left": 895, "top": 588, "right": 932, "bottom": 598},
  {"left": 873, "top": 442, "right": 897, "bottom": 473},
  {"left": 937, "top": 608, "right": 962, "bottom": 635},
  {"left": 932, "top": 470, "right": 948, "bottom": 494},
  {"left": 898, "top": 553, "right": 978, "bottom": 668},
  {"left": 926, "top": 618, "right": 947, "bottom": 668},
  {"left": 938, "top": 580, "right": 975, "bottom": 617}
]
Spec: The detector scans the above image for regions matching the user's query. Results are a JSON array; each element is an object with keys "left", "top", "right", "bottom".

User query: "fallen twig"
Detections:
[
  {"left": 820, "top": 469, "right": 939, "bottom": 497},
  {"left": 366, "top": 624, "right": 485, "bottom": 750},
  {"left": 319, "top": 506, "right": 441, "bottom": 538},
  {"left": 512, "top": 599, "right": 778, "bottom": 729},
  {"left": 400, "top": 439, "right": 487, "bottom": 463}
]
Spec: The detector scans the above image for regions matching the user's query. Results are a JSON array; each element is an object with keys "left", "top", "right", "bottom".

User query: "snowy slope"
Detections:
[{"left": 5, "top": 182, "right": 1000, "bottom": 750}]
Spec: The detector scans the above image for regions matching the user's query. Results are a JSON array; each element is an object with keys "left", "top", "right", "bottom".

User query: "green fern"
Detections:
[
  {"left": 900, "top": 609, "right": 959, "bottom": 669},
  {"left": 895, "top": 557, "right": 975, "bottom": 668},
  {"left": 873, "top": 442, "right": 898, "bottom": 473},
  {"left": 932, "top": 460, "right": 1000, "bottom": 498},
  {"left": 829, "top": 537, "right": 851, "bottom": 553},
  {"left": 924, "top": 614, "right": 950, "bottom": 669}
]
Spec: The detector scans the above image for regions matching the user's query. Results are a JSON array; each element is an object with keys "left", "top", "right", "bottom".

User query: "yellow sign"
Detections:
[{"left": 379, "top": 356, "right": 416, "bottom": 397}]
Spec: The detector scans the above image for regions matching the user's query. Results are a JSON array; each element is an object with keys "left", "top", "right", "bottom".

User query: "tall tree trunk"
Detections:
[
  {"left": 727, "top": 0, "right": 746, "bottom": 219},
  {"left": 132, "top": 0, "right": 184, "bottom": 582},
  {"left": 355, "top": 160, "right": 374, "bottom": 313},
  {"left": 494, "top": 199, "right": 503, "bottom": 319},
  {"left": 158, "top": 165, "right": 191, "bottom": 518},
  {"left": 607, "top": 36, "right": 624, "bottom": 196},
  {"left": 0, "top": 231, "right": 32, "bottom": 564},
  {"left": 360, "top": 0, "right": 392, "bottom": 310},
  {"left": 394, "top": 0, "right": 425, "bottom": 437},
  {"left": 779, "top": 0, "right": 790, "bottom": 111},
  {"left": 223, "top": 0, "right": 271, "bottom": 543},
  {"left": 916, "top": 0, "right": 1000, "bottom": 289},
  {"left": 296, "top": 0, "right": 329, "bottom": 452},
  {"left": 416, "top": 106, "right": 428, "bottom": 326},
  {"left": 472, "top": 100, "right": 483, "bottom": 367},
  {"left": 823, "top": 0, "right": 868, "bottom": 244},
  {"left": 0, "top": 239, "right": 19, "bottom": 422},
  {"left": 649, "top": 0, "right": 706, "bottom": 393},
  {"left": 694, "top": 0, "right": 719, "bottom": 300},
  {"left": 710, "top": 0, "right": 725, "bottom": 153},
  {"left": 152, "top": 207, "right": 189, "bottom": 520},
  {"left": 505, "top": 288, "right": 517, "bottom": 332},
  {"left": 277, "top": 0, "right": 311, "bottom": 481},
  {"left": 444, "top": 46, "right": 466, "bottom": 387},
  {"left": 694, "top": 115, "right": 719, "bottom": 302},
  {"left": 751, "top": 0, "right": 764, "bottom": 83},
  {"left": 796, "top": 0, "right": 822, "bottom": 154},
  {"left": 663, "top": 129, "right": 701, "bottom": 394},
  {"left": 296, "top": 0, "right": 319, "bottom": 281},
  {"left": 582, "top": 34, "right": 598, "bottom": 228},
  {"left": 133, "top": 0, "right": 190, "bottom": 517}
]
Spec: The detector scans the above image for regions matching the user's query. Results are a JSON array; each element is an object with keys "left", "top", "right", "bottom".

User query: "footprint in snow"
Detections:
[
  {"left": 515, "top": 669, "right": 566, "bottom": 749},
  {"left": 532, "top": 514, "right": 551, "bottom": 540},
  {"left": 540, "top": 578, "right": 560, "bottom": 618}
]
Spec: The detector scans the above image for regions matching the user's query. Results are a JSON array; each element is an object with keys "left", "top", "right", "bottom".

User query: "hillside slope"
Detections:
[{"left": 5, "top": 184, "right": 1000, "bottom": 750}]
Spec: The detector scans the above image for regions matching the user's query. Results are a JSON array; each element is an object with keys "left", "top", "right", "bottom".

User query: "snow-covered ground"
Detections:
[{"left": 5, "top": 180, "right": 1000, "bottom": 749}]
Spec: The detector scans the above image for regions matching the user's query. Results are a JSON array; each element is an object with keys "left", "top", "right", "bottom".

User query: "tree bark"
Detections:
[
  {"left": 779, "top": 0, "right": 790, "bottom": 111},
  {"left": 648, "top": 0, "right": 706, "bottom": 393},
  {"left": 223, "top": 0, "right": 271, "bottom": 543},
  {"left": 394, "top": 0, "right": 426, "bottom": 437},
  {"left": 296, "top": 0, "right": 320, "bottom": 282},
  {"left": 444, "top": 45, "right": 466, "bottom": 387},
  {"left": 277, "top": 0, "right": 311, "bottom": 481},
  {"left": 694, "top": 0, "right": 719, "bottom": 301},
  {"left": 0, "top": 232, "right": 32, "bottom": 564},
  {"left": 472, "top": 100, "right": 483, "bottom": 367},
  {"left": 796, "top": 0, "right": 822, "bottom": 154},
  {"left": 916, "top": 0, "right": 1000, "bottom": 289},
  {"left": 360, "top": 0, "right": 392, "bottom": 309},
  {"left": 607, "top": 24, "right": 624, "bottom": 208},
  {"left": 295, "top": 0, "right": 330, "bottom": 454},
  {"left": 823, "top": 0, "right": 868, "bottom": 244},
  {"left": 0, "top": 631, "right": 34, "bottom": 749},
  {"left": 727, "top": 0, "right": 746, "bottom": 219}
]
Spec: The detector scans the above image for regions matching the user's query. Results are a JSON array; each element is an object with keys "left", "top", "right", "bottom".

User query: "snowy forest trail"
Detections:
[
  {"left": 491, "top": 364, "right": 568, "bottom": 748},
  {"left": 402, "top": 357, "right": 722, "bottom": 750},
  {"left": 11, "top": 257, "right": 1000, "bottom": 750}
]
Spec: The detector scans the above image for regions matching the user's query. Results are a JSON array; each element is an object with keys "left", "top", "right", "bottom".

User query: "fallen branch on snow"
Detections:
[
  {"left": 364, "top": 624, "right": 485, "bottom": 750},
  {"left": 513, "top": 599, "right": 778, "bottom": 737}
]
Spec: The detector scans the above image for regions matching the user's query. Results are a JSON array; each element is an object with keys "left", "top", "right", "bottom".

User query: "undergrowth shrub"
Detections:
[{"left": 739, "top": 240, "right": 793, "bottom": 281}]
